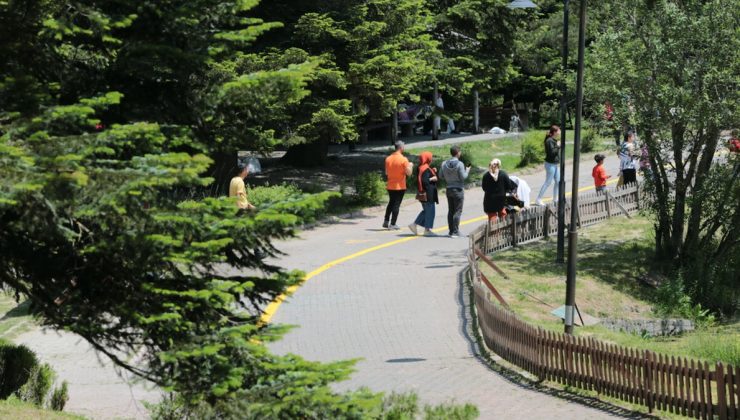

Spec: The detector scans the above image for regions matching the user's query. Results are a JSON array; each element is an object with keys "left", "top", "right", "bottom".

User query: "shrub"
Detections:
[
  {"left": 0, "top": 342, "right": 68, "bottom": 411},
  {"left": 17, "top": 363, "right": 54, "bottom": 407},
  {"left": 0, "top": 341, "right": 38, "bottom": 400},
  {"left": 50, "top": 381, "right": 69, "bottom": 412},
  {"left": 354, "top": 172, "right": 385, "bottom": 205},
  {"left": 580, "top": 126, "right": 602, "bottom": 153},
  {"left": 247, "top": 183, "right": 337, "bottom": 223},
  {"left": 654, "top": 274, "right": 716, "bottom": 327},
  {"left": 247, "top": 183, "right": 302, "bottom": 207},
  {"left": 518, "top": 132, "right": 545, "bottom": 167}
]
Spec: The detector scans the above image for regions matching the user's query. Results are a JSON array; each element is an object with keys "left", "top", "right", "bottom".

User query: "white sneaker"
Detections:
[
  {"left": 408, "top": 223, "right": 418, "bottom": 235},
  {"left": 389, "top": 224, "right": 401, "bottom": 230},
  {"left": 424, "top": 230, "right": 438, "bottom": 237},
  {"left": 535, "top": 199, "right": 544, "bottom": 206}
]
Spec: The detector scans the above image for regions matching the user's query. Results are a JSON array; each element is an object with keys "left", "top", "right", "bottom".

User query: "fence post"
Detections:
[
  {"left": 716, "top": 362, "right": 728, "bottom": 420},
  {"left": 511, "top": 212, "right": 518, "bottom": 247},
  {"left": 635, "top": 183, "right": 640, "bottom": 210},
  {"left": 644, "top": 350, "right": 654, "bottom": 413},
  {"left": 484, "top": 220, "right": 491, "bottom": 253},
  {"left": 536, "top": 327, "right": 545, "bottom": 382},
  {"left": 543, "top": 206, "right": 550, "bottom": 238},
  {"left": 605, "top": 190, "right": 612, "bottom": 218}
]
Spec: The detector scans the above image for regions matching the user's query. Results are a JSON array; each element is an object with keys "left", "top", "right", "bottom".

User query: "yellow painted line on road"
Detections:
[
  {"left": 345, "top": 239, "right": 375, "bottom": 244},
  {"left": 259, "top": 177, "right": 619, "bottom": 324}
]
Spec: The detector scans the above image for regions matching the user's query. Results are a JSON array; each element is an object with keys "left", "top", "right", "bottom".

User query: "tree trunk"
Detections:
[
  {"left": 473, "top": 90, "right": 479, "bottom": 133},
  {"left": 391, "top": 101, "right": 398, "bottom": 145},
  {"left": 645, "top": 129, "right": 674, "bottom": 259},
  {"left": 669, "top": 123, "right": 687, "bottom": 257},
  {"left": 432, "top": 82, "right": 439, "bottom": 140},
  {"left": 683, "top": 126, "right": 720, "bottom": 256}
]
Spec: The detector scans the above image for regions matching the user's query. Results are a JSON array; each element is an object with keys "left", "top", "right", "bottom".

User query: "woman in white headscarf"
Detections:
[{"left": 482, "top": 159, "right": 515, "bottom": 222}]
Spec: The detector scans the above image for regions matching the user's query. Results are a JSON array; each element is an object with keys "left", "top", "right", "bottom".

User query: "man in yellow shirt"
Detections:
[
  {"left": 229, "top": 164, "right": 256, "bottom": 210},
  {"left": 383, "top": 141, "right": 413, "bottom": 229}
]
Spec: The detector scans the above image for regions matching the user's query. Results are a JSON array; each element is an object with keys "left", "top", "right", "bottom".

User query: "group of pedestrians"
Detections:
[
  {"left": 381, "top": 123, "right": 657, "bottom": 238},
  {"left": 382, "top": 139, "right": 533, "bottom": 238}
]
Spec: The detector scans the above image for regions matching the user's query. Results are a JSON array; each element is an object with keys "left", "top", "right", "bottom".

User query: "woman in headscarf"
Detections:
[
  {"left": 408, "top": 151, "right": 439, "bottom": 236},
  {"left": 482, "top": 158, "right": 515, "bottom": 222}
]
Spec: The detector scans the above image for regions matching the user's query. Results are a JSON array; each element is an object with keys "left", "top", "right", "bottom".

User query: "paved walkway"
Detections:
[
  {"left": 9, "top": 141, "right": 641, "bottom": 419},
  {"left": 329, "top": 132, "right": 517, "bottom": 153},
  {"left": 267, "top": 155, "right": 648, "bottom": 419}
]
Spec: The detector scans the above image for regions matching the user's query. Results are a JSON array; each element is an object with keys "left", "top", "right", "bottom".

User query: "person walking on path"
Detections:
[
  {"left": 618, "top": 131, "right": 638, "bottom": 185},
  {"left": 592, "top": 154, "right": 611, "bottom": 193},
  {"left": 229, "top": 163, "right": 256, "bottom": 211},
  {"left": 482, "top": 159, "right": 515, "bottom": 222},
  {"left": 439, "top": 145, "right": 470, "bottom": 238},
  {"left": 409, "top": 151, "right": 439, "bottom": 236},
  {"left": 383, "top": 141, "right": 413, "bottom": 229},
  {"left": 535, "top": 125, "right": 561, "bottom": 206}
]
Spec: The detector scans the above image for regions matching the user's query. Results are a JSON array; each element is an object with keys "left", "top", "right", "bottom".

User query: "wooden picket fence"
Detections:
[
  {"left": 468, "top": 184, "right": 642, "bottom": 255},
  {"left": 467, "top": 183, "right": 740, "bottom": 419}
]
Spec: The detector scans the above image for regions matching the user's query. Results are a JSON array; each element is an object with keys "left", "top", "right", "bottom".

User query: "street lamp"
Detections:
[
  {"left": 507, "top": 0, "right": 568, "bottom": 264},
  {"left": 564, "top": 0, "right": 587, "bottom": 335},
  {"left": 508, "top": 0, "right": 586, "bottom": 335},
  {"left": 556, "top": 2, "right": 569, "bottom": 264}
]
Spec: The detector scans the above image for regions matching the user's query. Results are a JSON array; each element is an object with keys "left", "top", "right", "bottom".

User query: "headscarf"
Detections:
[
  {"left": 417, "top": 151, "right": 436, "bottom": 191},
  {"left": 489, "top": 158, "right": 501, "bottom": 181}
]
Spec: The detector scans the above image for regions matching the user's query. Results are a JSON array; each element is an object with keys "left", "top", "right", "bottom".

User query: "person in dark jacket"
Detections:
[
  {"left": 482, "top": 158, "right": 515, "bottom": 222},
  {"left": 439, "top": 145, "right": 470, "bottom": 238},
  {"left": 408, "top": 151, "right": 439, "bottom": 236},
  {"left": 535, "top": 125, "right": 561, "bottom": 205}
]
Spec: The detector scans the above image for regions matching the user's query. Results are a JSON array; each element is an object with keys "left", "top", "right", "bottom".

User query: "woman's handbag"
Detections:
[{"left": 415, "top": 192, "right": 428, "bottom": 202}]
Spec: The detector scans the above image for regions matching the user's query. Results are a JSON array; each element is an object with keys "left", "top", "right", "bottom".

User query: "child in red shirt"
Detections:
[{"left": 592, "top": 154, "right": 611, "bottom": 193}]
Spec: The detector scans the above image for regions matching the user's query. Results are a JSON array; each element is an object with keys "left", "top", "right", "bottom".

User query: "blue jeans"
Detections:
[
  {"left": 536, "top": 162, "right": 560, "bottom": 203},
  {"left": 414, "top": 201, "right": 435, "bottom": 229}
]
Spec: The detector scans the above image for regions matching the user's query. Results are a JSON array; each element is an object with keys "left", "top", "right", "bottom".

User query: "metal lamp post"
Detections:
[
  {"left": 508, "top": 0, "right": 586, "bottom": 335},
  {"left": 556, "top": 2, "right": 569, "bottom": 264},
  {"left": 564, "top": 0, "right": 586, "bottom": 335},
  {"left": 508, "top": 0, "right": 568, "bottom": 264}
]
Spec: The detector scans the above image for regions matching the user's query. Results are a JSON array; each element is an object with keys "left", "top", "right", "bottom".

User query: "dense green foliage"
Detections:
[
  {"left": 150, "top": 390, "right": 478, "bottom": 420},
  {"left": 354, "top": 172, "right": 386, "bottom": 206},
  {"left": 0, "top": 0, "right": 361, "bottom": 410},
  {"left": 518, "top": 132, "right": 545, "bottom": 167},
  {"left": 0, "top": 341, "right": 37, "bottom": 400},
  {"left": 587, "top": 0, "right": 740, "bottom": 316},
  {"left": 0, "top": 341, "right": 67, "bottom": 411},
  {"left": 0, "top": 0, "right": 480, "bottom": 416}
]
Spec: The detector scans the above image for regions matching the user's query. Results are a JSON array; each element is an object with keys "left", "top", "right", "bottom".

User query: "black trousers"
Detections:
[
  {"left": 622, "top": 168, "right": 637, "bottom": 185},
  {"left": 446, "top": 188, "right": 465, "bottom": 235},
  {"left": 384, "top": 189, "right": 405, "bottom": 225}
]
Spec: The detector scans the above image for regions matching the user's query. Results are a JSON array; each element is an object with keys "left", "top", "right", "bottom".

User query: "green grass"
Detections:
[
  {"left": 409, "top": 130, "right": 612, "bottom": 172},
  {"left": 0, "top": 294, "right": 34, "bottom": 340},
  {"left": 479, "top": 214, "right": 740, "bottom": 366},
  {"left": 0, "top": 397, "right": 84, "bottom": 420}
]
